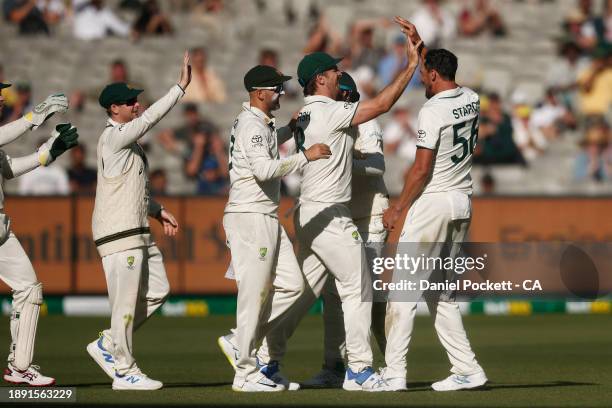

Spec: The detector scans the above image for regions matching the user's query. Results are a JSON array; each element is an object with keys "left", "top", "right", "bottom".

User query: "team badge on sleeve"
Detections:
[{"left": 259, "top": 247, "right": 268, "bottom": 260}]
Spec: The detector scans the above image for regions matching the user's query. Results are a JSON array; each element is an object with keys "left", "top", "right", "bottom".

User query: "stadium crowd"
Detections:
[{"left": 1, "top": 0, "right": 611, "bottom": 194}]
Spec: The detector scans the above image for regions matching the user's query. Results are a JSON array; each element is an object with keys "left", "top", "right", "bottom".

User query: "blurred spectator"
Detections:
[
  {"left": 38, "top": 0, "right": 65, "bottom": 23},
  {"left": 182, "top": 47, "right": 227, "bottom": 104},
  {"left": 574, "top": 118, "right": 612, "bottom": 181},
  {"left": 531, "top": 89, "right": 577, "bottom": 140},
  {"left": 510, "top": 92, "right": 548, "bottom": 162},
  {"left": 73, "top": 0, "right": 131, "bottom": 41},
  {"left": 195, "top": 0, "right": 224, "bottom": 14},
  {"left": 303, "top": 14, "right": 343, "bottom": 55},
  {"left": 382, "top": 107, "right": 418, "bottom": 163},
  {"left": 150, "top": 168, "right": 168, "bottom": 195},
  {"left": 3, "top": 0, "right": 53, "bottom": 35},
  {"left": 377, "top": 35, "right": 421, "bottom": 90},
  {"left": 563, "top": 0, "right": 598, "bottom": 53},
  {"left": 71, "top": 59, "right": 149, "bottom": 113},
  {"left": 2, "top": 82, "right": 33, "bottom": 124},
  {"left": 546, "top": 39, "right": 590, "bottom": 110},
  {"left": 474, "top": 93, "right": 524, "bottom": 165},
  {"left": 19, "top": 139, "right": 69, "bottom": 195},
  {"left": 591, "top": 0, "right": 612, "bottom": 47},
  {"left": 157, "top": 102, "right": 216, "bottom": 155},
  {"left": 577, "top": 45, "right": 612, "bottom": 118},
  {"left": 132, "top": 0, "right": 173, "bottom": 40},
  {"left": 410, "top": 0, "right": 456, "bottom": 49},
  {"left": 480, "top": 172, "right": 496, "bottom": 194},
  {"left": 258, "top": 48, "right": 298, "bottom": 98},
  {"left": 458, "top": 0, "right": 506, "bottom": 38},
  {"left": 349, "top": 20, "right": 386, "bottom": 72},
  {"left": 184, "top": 131, "right": 229, "bottom": 195},
  {"left": 67, "top": 144, "right": 97, "bottom": 193},
  {"left": 0, "top": 65, "right": 18, "bottom": 124},
  {"left": 340, "top": 50, "right": 377, "bottom": 99}
]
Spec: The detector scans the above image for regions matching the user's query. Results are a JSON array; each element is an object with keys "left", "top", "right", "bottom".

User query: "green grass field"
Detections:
[{"left": 1, "top": 313, "right": 610, "bottom": 407}]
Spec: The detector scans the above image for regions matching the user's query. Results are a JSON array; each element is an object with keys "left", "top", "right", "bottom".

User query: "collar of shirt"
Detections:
[
  {"left": 242, "top": 102, "right": 276, "bottom": 130},
  {"left": 304, "top": 94, "right": 335, "bottom": 105},
  {"left": 429, "top": 87, "right": 463, "bottom": 102}
]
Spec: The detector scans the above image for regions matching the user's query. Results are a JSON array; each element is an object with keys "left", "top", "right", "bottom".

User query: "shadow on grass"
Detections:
[
  {"left": 403, "top": 380, "right": 598, "bottom": 393},
  {"left": 60, "top": 381, "right": 232, "bottom": 388}
]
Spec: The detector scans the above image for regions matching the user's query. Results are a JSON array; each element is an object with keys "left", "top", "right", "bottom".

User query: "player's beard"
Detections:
[{"left": 270, "top": 93, "right": 281, "bottom": 111}]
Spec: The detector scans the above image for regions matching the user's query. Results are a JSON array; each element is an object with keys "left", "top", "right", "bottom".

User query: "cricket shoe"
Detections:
[
  {"left": 342, "top": 367, "right": 387, "bottom": 391},
  {"left": 217, "top": 334, "right": 239, "bottom": 370},
  {"left": 4, "top": 364, "right": 55, "bottom": 386},
  {"left": 258, "top": 359, "right": 300, "bottom": 391},
  {"left": 301, "top": 363, "right": 345, "bottom": 388},
  {"left": 112, "top": 369, "right": 163, "bottom": 390},
  {"left": 376, "top": 367, "right": 407, "bottom": 391},
  {"left": 232, "top": 373, "right": 285, "bottom": 392},
  {"left": 431, "top": 371, "right": 488, "bottom": 391},
  {"left": 86, "top": 334, "right": 115, "bottom": 379}
]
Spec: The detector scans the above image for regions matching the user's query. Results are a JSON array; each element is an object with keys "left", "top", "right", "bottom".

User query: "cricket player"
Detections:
[
  {"left": 221, "top": 65, "right": 331, "bottom": 392},
  {"left": 303, "top": 72, "right": 389, "bottom": 388},
  {"left": 0, "top": 83, "right": 77, "bottom": 386},
  {"left": 251, "top": 17, "right": 421, "bottom": 392},
  {"left": 379, "top": 18, "right": 487, "bottom": 391},
  {"left": 86, "top": 53, "right": 191, "bottom": 390}
]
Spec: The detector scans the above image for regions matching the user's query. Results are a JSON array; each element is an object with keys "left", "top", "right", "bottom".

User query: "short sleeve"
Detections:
[
  {"left": 327, "top": 101, "right": 359, "bottom": 131},
  {"left": 416, "top": 107, "right": 442, "bottom": 150}
]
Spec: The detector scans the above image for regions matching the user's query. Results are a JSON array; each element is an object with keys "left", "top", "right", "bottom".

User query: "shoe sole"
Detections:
[
  {"left": 86, "top": 341, "right": 115, "bottom": 380},
  {"left": 4, "top": 376, "right": 56, "bottom": 387},
  {"left": 232, "top": 385, "right": 284, "bottom": 392},
  {"left": 432, "top": 380, "right": 488, "bottom": 391},
  {"left": 112, "top": 384, "right": 163, "bottom": 391},
  {"left": 217, "top": 337, "right": 237, "bottom": 370}
]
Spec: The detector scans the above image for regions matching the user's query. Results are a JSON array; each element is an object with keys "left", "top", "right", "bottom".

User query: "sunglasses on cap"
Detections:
[
  {"left": 118, "top": 98, "right": 138, "bottom": 107},
  {"left": 251, "top": 84, "right": 284, "bottom": 94}
]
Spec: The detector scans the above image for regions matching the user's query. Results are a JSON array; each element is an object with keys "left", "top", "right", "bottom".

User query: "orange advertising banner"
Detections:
[{"left": 1, "top": 196, "right": 611, "bottom": 294}]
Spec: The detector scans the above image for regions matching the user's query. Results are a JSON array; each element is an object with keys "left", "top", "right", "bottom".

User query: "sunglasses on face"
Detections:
[{"left": 252, "top": 84, "right": 284, "bottom": 94}]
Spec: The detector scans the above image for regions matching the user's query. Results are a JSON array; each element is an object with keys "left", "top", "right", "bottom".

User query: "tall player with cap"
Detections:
[
  {"left": 86, "top": 53, "right": 190, "bottom": 390},
  {"left": 379, "top": 18, "right": 488, "bottom": 392},
  {"left": 0, "top": 82, "right": 78, "bottom": 386},
  {"left": 253, "top": 17, "right": 420, "bottom": 391},
  {"left": 303, "top": 72, "right": 390, "bottom": 388},
  {"left": 222, "top": 65, "right": 331, "bottom": 392}
]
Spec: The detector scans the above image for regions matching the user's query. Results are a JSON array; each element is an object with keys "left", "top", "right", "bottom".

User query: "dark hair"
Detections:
[
  {"left": 303, "top": 77, "right": 317, "bottom": 97},
  {"left": 424, "top": 49, "right": 458, "bottom": 81}
]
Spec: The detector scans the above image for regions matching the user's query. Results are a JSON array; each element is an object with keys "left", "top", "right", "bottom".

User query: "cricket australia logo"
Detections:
[
  {"left": 352, "top": 231, "right": 360, "bottom": 241},
  {"left": 127, "top": 256, "right": 135, "bottom": 270},
  {"left": 259, "top": 247, "right": 268, "bottom": 261}
]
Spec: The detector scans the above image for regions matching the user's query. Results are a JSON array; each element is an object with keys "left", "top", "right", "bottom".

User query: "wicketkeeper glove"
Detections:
[
  {"left": 38, "top": 123, "right": 79, "bottom": 166},
  {"left": 24, "top": 93, "right": 69, "bottom": 130}
]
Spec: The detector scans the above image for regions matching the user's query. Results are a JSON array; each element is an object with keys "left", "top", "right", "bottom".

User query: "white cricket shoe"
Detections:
[
  {"left": 301, "top": 366, "right": 345, "bottom": 389},
  {"left": 217, "top": 334, "right": 239, "bottom": 370},
  {"left": 368, "top": 367, "right": 407, "bottom": 392},
  {"left": 342, "top": 367, "right": 387, "bottom": 392},
  {"left": 4, "top": 364, "right": 55, "bottom": 386},
  {"left": 86, "top": 335, "right": 115, "bottom": 379},
  {"left": 112, "top": 369, "right": 163, "bottom": 391},
  {"left": 258, "top": 359, "right": 300, "bottom": 391},
  {"left": 232, "top": 373, "right": 285, "bottom": 392},
  {"left": 431, "top": 371, "right": 488, "bottom": 391}
]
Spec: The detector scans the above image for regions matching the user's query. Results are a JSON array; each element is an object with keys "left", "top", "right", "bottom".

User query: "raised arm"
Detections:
[
  {"left": 0, "top": 93, "right": 69, "bottom": 146},
  {"left": 106, "top": 52, "right": 191, "bottom": 152},
  {"left": 351, "top": 16, "right": 420, "bottom": 127},
  {"left": 1, "top": 123, "right": 78, "bottom": 179}
]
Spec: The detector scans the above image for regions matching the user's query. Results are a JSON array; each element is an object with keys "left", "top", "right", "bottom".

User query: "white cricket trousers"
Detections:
[
  {"left": 258, "top": 202, "right": 373, "bottom": 373},
  {"left": 0, "top": 233, "right": 39, "bottom": 365},
  {"left": 100, "top": 244, "right": 170, "bottom": 376},
  {"left": 321, "top": 217, "right": 388, "bottom": 368},
  {"left": 223, "top": 212, "right": 303, "bottom": 382},
  {"left": 384, "top": 191, "right": 484, "bottom": 379}
]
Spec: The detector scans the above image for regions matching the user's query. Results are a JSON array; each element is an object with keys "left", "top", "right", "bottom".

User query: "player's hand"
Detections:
[
  {"left": 304, "top": 143, "right": 331, "bottom": 161},
  {"left": 394, "top": 16, "right": 422, "bottom": 46},
  {"left": 38, "top": 123, "right": 79, "bottom": 166},
  {"left": 178, "top": 51, "right": 192, "bottom": 91},
  {"left": 158, "top": 209, "right": 179, "bottom": 237},
  {"left": 383, "top": 206, "right": 402, "bottom": 231},
  {"left": 26, "top": 93, "right": 69, "bottom": 130},
  {"left": 394, "top": 16, "right": 422, "bottom": 66}
]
